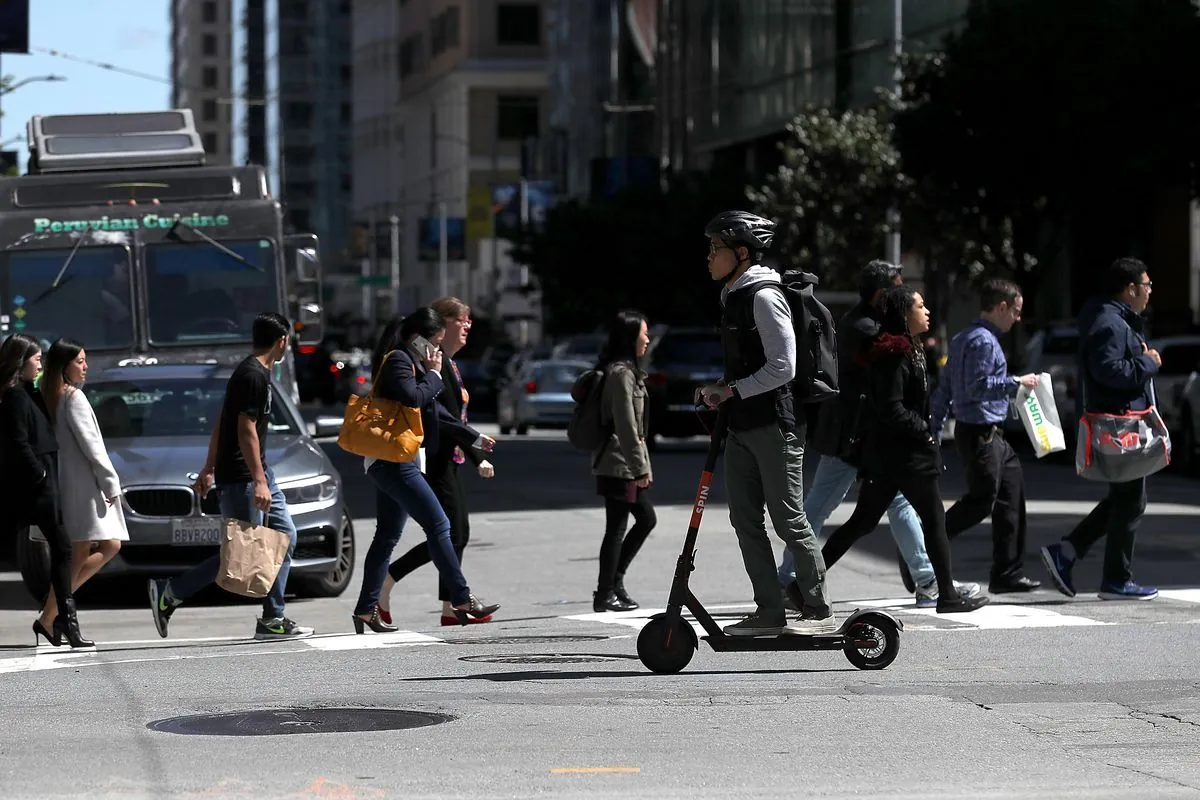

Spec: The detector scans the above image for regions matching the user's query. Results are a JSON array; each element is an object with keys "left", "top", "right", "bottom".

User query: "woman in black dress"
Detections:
[
  {"left": 819, "top": 286, "right": 988, "bottom": 614},
  {"left": 0, "top": 333, "right": 93, "bottom": 647}
]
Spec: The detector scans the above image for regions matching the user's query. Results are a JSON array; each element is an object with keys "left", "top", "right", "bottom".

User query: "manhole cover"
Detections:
[
  {"left": 147, "top": 708, "right": 454, "bottom": 736},
  {"left": 447, "top": 635, "right": 610, "bottom": 645},
  {"left": 460, "top": 653, "right": 623, "bottom": 665}
]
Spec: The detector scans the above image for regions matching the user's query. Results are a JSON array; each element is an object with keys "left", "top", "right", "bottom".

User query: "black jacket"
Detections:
[
  {"left": 860, "top": 334, "right": 942, "bottom": 478},
  {"left": 813, "top": 301, "right": 878, "bottom": 462},
  {"left": 0, "top": 381, "right": 57, "bottom": 494},
  {"left": 375, "top": 347, "right": 479, "bottom": 461},
  {"left": 428, "top": 356, "right": 484, "bottom": 474},
  {"left": 721, "top": 282, "right": 796, "bottom": 432},
  {"left": 1075, "top": 298, "right": 1158, "bottom": 420}
]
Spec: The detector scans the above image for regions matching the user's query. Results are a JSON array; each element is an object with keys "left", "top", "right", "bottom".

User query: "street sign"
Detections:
[{"left": 357, "top": 275, "right": 390, "bottom": 286}]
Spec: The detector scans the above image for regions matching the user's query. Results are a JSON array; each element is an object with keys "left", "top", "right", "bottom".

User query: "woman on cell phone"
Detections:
[
  {"left": 350, "top": 307, "right": 496, "bottom": 632},
  {"left": 377, "top": 296, "right": 501, "bottom": 627},
  {"left": 819, "top": 285, "right": 988, "bottom": 614}
]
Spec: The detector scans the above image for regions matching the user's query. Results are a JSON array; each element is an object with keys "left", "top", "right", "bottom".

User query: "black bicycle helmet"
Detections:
[{"left": 704, "top": 210, "right": 776, "bottom": 258}]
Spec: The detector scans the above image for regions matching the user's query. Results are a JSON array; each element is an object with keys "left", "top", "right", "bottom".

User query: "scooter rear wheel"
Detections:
[
  {"left": 637, "top": 614, "right": 697, "bottom": 674},
  {"left": 843, "top": 612, "right": 900, "bottom": 670}
]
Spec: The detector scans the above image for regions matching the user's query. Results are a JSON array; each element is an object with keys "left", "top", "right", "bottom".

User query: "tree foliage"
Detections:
[
  {"left": 511, "top": 170, "right": 749, "bottom": 334},
  {"left": 893, "top": 0, "right": 1200, "bottom": 312},
  {"left": 745, "top": 106, "right": 901, "bottom": 290}
]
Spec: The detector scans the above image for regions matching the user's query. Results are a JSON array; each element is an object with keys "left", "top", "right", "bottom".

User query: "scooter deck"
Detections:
[{"left": 703, "top": 633, "right": 849, "bottom": 652}]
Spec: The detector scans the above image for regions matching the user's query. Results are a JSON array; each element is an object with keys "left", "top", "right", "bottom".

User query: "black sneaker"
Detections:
[
  {"left": 254, "top": 617, "right": 315, "bottom": 641},
  {"left": 936, "top": 592, "right": 990, "bottom": 614},
  {"left": 147, "top": 579, "right": 177, "bottom": 639}
]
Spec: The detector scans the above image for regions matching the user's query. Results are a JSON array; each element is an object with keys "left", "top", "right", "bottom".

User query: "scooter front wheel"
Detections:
[
  {"left": 637, "top": 614, "right": 697, "bottom": 674},
  {"left": 843, "top": 612, "right": 901, "bottom": 670}
]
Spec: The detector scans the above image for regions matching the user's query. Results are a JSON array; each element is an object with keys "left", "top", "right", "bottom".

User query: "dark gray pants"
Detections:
[{"left": 725, "top": 422, "right": 830, "bottom": 619}]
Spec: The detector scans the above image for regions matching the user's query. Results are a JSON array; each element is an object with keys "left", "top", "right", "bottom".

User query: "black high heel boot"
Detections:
[
  {"left": 33, "top": 619, "right": 61, "bottom": 647},
  {"left": 612, "top": 575, "right": 639, "bottom": 610},
  {"left": 593, "top": 590, "right": 636, "bottom": 613},
  {"left": 352, "top": 607, "right": 399, "bottom": 634},
  {"left": 468, "top": 593, "right": 501, "bottom": 619},
  {"left": 54, "top": 598, "right": 95, "bottom": 649}
]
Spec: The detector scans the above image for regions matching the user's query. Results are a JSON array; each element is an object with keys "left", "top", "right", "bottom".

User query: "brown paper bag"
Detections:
[{"left": 216, "top": 518, "right": 291, "bottom": 598}]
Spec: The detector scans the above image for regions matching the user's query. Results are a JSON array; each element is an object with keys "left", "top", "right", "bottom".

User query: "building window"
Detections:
[
  {"left": 202, "top": 33, "right": 217, "bottom": 56},
  {"left": 286, "top": 102, "right": 313, "bottom": 126},
  {"left": 497, "top": 3, "right": 540, "bottom": 46},
  {"left": 202, "top": 0, "right": 217, "bottom": 23},
  {"left": 202, "top": 98, "right": 218, "bottom": 122},
  {"left": 431, "top": 6, "right": 460, "bottom": 57},
  {"left": 202, "top": 66, "right": 218, "bottom": 88},
  {"left": 496, "top": 95, "right": 539, "bottom": 140},
  {"left": 202, "top": 132, "right": 218, "bottom": 154},
  {"left": 399, "top": 34, "right": 422, "bottom": 78},
  {"left": 281, "top": 0, "right": 309, "bottom": 20}
]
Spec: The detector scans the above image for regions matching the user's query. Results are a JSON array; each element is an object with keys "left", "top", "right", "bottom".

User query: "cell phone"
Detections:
[{"left": 409, "top": 334, "right": 435, "bottom": 360}]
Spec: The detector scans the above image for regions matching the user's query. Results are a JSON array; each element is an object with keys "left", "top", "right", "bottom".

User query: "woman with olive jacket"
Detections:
[{"left": 591, "top": 310, "right": 656, "bottom": 613}]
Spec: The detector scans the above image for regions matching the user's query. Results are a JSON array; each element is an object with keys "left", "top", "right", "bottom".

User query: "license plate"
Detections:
[{"left": 171, "top": 517, "right": 223, "bottom": 546}]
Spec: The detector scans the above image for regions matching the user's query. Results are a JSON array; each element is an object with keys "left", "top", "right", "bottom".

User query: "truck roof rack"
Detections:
[{"left": 26, "top": 109, "right": 207, "bottom": 174}]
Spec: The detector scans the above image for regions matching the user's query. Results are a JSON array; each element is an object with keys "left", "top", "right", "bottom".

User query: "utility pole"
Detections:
[
  {"left": 389, "top": 214, "right": 401, "bottom": 315},
  {"left": 438, "top": 200, "right": 448, "bottom": 299},
  {"left": 886, "top": 0, "right": 903, "bottom": 266}
]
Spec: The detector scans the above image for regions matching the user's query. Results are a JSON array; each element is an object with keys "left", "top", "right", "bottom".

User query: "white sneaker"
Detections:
[{"left": 916, "top": 580, "right": 981, "bottom": 609}]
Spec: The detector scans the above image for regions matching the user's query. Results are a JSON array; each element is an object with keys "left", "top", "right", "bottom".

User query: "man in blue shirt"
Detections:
[{"left": 930, "top": 278, "right": 1042, "bottom": 593}]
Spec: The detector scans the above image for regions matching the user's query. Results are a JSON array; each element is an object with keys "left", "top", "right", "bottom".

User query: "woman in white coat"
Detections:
[{"left": 35, "top": 338, "right": 128, "bottom": 633}]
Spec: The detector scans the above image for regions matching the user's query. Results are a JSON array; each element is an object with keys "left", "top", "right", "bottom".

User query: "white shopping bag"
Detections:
[{"left": 1017, "top": 372, "right": 1066, "bottom": 458}]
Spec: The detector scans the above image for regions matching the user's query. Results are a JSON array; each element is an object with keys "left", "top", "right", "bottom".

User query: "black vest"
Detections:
[{"left": 721, "top": 283, "right": 796, "bottom": 432}]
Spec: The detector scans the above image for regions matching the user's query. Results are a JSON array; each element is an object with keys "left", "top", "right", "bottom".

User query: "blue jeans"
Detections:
[
  {"left": 355, "top": 459, "right": 469, "bottom": 615},
  {"left": 170, "top": 471, "right": 298, "bottom": 620},
  {"left": 777, "top": 455, "right": 934, "bottom": 589}
]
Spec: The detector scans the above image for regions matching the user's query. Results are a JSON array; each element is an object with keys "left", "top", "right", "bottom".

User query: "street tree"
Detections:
[
  {"left": 893, "top": 0, "right": 1200, "bottom": 320},
  {"left": 511, "top": 170, "right": 748, "bottom": 334},
  {"left": 745, "top": 106, "right": 902, "bottom": 290}
]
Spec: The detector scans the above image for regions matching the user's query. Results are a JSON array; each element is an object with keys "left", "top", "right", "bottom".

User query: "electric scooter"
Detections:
[{"left": 635, "top": 405, "right": 903, "bottom": 674}]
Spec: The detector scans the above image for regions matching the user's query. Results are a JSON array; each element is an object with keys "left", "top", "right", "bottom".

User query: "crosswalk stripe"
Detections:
[{"left": 1158, "top": 589, "right": 1200, "bottom": 604}]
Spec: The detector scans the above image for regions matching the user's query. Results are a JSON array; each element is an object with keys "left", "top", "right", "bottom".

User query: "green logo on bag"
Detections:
[{"left": 1025, "top": 393, "right": 1052, "bottom": 451}]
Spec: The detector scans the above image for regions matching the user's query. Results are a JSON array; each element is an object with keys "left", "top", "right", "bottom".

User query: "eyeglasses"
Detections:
[
  {"left": 709, "top": 242, "right": 730, "bottom": 255},
  {"left": 446, "top": 315, "right": 472, "bottom": 326},
  {"left": 1138, "top": 281, "right": 1154, "bottom": 288}
]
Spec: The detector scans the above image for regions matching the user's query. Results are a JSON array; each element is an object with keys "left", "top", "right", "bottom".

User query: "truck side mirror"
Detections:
[{"left": 295, "top": 301, "right": 323, "bottom": 347}]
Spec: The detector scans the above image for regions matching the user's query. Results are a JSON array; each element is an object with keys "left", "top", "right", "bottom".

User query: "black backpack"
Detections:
[
  {"left": 748, "top": 270, "right": 839, "bottom": 404},
  {"left": 567, "top": 368, "right": 612, "bottom": 453}
]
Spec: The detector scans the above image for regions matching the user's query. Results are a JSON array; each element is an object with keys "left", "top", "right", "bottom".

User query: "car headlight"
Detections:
[{"left": 278, "top": 475, "right": 338, "bottom": 509}]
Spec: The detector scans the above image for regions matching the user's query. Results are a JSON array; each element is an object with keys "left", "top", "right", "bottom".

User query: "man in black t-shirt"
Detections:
[{"left": 147, "top": 312, "right": 314, "bottom": 641}]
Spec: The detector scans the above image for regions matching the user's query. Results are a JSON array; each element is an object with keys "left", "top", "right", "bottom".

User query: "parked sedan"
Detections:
[
  {"left": 497, "top": 359, "right": 592, "bottom": 434},
  {"left": 14, "top": 363, "right": 355, "bottom": 600}
]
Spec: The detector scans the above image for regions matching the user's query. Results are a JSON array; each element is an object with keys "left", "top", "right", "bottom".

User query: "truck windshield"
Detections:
[
  {"left": 0, "top": 246, "right": 133, "bottom": 349},
  {"left": 144, "top": 238, "right": 278, "bottom": 345}
]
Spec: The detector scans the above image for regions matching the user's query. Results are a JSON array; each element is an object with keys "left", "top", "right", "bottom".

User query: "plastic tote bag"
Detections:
[
  {"left": 217, "top": 518, "right": 292, "bottom": 598},
  {"left": 1016, "top": 373, "right": 1066, "bottom": 458},
  {"left": 1075, "top": 381, "right": 1171, "bottom": 483}
]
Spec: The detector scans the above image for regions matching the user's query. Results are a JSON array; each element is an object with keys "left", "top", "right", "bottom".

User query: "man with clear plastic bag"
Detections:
[{"left": 1041, "top": 258, "right": 1162, "bottom": 601}]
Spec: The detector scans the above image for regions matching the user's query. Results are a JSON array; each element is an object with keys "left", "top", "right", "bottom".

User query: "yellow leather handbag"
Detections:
[{"left": 336, "top": 351, "right": 424, "bottom": 462}]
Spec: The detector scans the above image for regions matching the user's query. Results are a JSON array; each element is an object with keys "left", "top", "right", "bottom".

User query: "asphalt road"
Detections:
[{"left": 0, "top": 418, "right": 1198, "bottom": 799}]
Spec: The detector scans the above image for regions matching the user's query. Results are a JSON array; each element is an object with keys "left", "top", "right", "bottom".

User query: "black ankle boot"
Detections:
[
  {"left": 593, "top": 590, "right": 636, "bottom": 613},
  {"left": 54, "top": 598, "right": 95, "bottom": 649},
  {"left": 612, "top": 575, "right": 639, "bottom": 609}
]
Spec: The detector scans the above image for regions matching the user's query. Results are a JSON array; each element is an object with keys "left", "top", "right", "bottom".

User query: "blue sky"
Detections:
[{"left": 2, "top": 1, "right": 170, "bottom": 169}]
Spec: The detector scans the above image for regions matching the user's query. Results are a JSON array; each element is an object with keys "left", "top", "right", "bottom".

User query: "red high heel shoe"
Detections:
[
  {"left": 378, "top": 607, "right": 393, "bottom": 625},
  {"left": 441, "top": 612, "right": 492, "bottom": 626}
]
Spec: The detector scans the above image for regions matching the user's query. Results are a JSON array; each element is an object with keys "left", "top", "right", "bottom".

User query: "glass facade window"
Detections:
[{"left": 691, "top": 0, "right": 837, "bottom": 149}]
